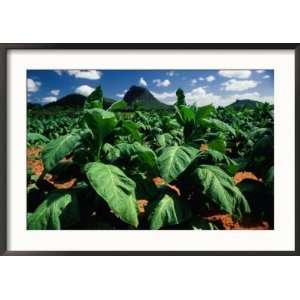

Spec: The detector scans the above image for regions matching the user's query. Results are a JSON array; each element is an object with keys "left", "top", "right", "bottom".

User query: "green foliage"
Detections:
[
  {"left": 42, "top": 133, "right": 81, "bottom": 172},
  {"left": 27, "top": 85, "right": 273, "bottom": 230},
  {"left": 157, "top": 145, "right": 199, "bottom": 182},
  {"left": 193, "top": 165, "right": 251, "bottom": 219},
  {"left": 27, "top": 190, "right": 80, "bottom": 229},
  {"left": 85, "top": 162, "right": 139, "bottom": 227},
  {"left": 149, "top": 194, "right": 191, "bottom": 229},
  {"left": 175, "top": 88, "right": 186, "bottom": 106}
]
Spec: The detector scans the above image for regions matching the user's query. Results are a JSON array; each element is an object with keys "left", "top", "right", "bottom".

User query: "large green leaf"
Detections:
[
  {"left": 42, "top": 133, "right": 81, "bottom": 172},
  {"left": 203, "top": 118, "right": 236, "bottom": 136},
  {"left": 208, "top": 136, "right": 226, "bottom": 153},
  {"left": 107, "top": 100, "right": 127, "bottom": 112},
  {"left": 85, "top": 162, "right": 139, "bottom": 227},
  {"left": 195, "top": 104, "right": 216, "bottom": 125},
  {"left": 193, "top": 165, "right": 250, "bottom": 219},
  {"left": 27, "top": 190, "right": 80, "bottom": 230},
  {"left": 122, "top": 120, "right": 143, "bottom": 142},
  {"left": 84, "top": 86, "right": 104, "bottom": 109},
  {"left": 176, "top": 105, "right": 195, "bottom": 126},
  {"left": 131, "top": 143, "right": 158, "bottom": 173},
  {"left": 84, "top": 108, "right": 118, "bottom": 154},
  {"left": 158, "top": 145, "right": 199, "bottom": 182},
  {"left": 149, "top": 194, "right": 191, "bottom": 229}
]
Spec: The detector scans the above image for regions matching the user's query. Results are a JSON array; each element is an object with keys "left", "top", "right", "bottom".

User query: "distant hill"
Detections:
[
  {"left": 29, "top": 86, "right": 171, "bottom": 111},
  {"left": 43, "top": 94, "right": 115, "bottom": 110},
  {"left": 227, "top": 99, "right": 261, "bottom": 110},
  {"left": 123, "top": 86, "right": 171, "bottom": 110}
]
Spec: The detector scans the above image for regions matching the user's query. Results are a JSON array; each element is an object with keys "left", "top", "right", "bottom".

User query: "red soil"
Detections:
[
  {"left": 233, "top": 171, "right": 262, "bottom": 184},
  {"left": 27, "top": 147, "right": 76, "bottom": 189},
  {"left": 152, "top": 177, "right": 181, "bottom": 196}
]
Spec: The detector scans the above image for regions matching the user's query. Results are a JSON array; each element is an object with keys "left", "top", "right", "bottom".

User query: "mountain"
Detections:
[
  {"left": 123, "top": 86, "right": 171, "bottom": 110},
  {"left": 29, "top": 86, "right": 171, "bottom": 111},
  {"left": 227, "top": 99, "right": 261, "bottom": 110},
  {"left": 44, "top": 94, "right": 115, "bottom": 110}
]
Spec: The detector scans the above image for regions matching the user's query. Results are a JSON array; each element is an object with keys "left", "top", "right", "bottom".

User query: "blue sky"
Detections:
[{"left": 27, "top": 69, "right": 274, "bottom": 107}]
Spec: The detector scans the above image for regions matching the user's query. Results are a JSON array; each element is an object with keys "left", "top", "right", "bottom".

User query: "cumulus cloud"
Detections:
[
  {"left": 67, "top": 70, "right": 102, "bottom": 80},
  {"left": 27, "top": 78, "right": 41, "bottom": 93},
  {"left": 198, "top": 77, "right": 205, "bottom": 81},
  {"left": 218, "top": 70, "right": 252, "bottom": 79},
  {"left": 139, "top": 77, "right": 147, "bottom": 87},
  {"left": 116, "top": 89, "right": 128, "bottom": 98},
  {"left": 206, "top": 75, "right": 215, "bottom": 82},
  {"left": 151, "top": 90, "right": 176, "bottom": 105},
  {"left": 54, "top": 70, "right": 63, "bottom": 76},
  {"left": 185, "top": 87, "right": 220, "bottom": 106},
  {"left": 256, "top": 70, "right": 265, "bottom": 74},
  {"left": 166, "top": 71, "right": 175, "bottom": 77},
  {"left": 223, "top": 92, "right": 273, "bottom": 106},
  {"left": 263, "top": 75, "right": 270, "bottom": 79},
  {"left": 51, "top": 89, "right": 60, "bottom": 96},
  {"left": 191, "top": 78, "right": 198, "bottom": 86},
  {"left": 152, "top": 87, "right": 220, "bottom": 107},
  {"left": 152, "top": 86, "right": 273, "bottom": 107},
  {"left": 75, "top": 85, "right": 95, "bottom": 97},
  {"left": 221, "top": 79, "right": 258, "bottom": 91},
  {"left": 153, "top": 79, "right": 171, "bottom": 87}
]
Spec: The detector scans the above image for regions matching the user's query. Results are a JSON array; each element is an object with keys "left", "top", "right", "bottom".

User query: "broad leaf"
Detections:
[
  {"left": 42, "top": 133, "right": 81, "bottom": 172},
  {"left": 195, "top": 104, "right": 216, "bottom": 125},
  {"left": 203, "top": 118, "right": 236, "bottom": 136},
  {"left": 108, "top": 100, "right": 127, "bottom": 112},
  {"left": 158, "top": 145, "right": 199, "bottom": 182},
  {"left": 84, "top": 108, "right": 118, "bottom": 154},
  {"left": 122, "top": 120, "right": 143, "bottom": 142},
  {"left": 85, "top": 86, "right": 103, "bottom": 109},
  {"left": 85, "top": 162, "right": 139, "bottom": 227},
  {"left": 136, "top": 146, "right": 158, "bottom": 173},
  {"left": 149, "top": 194, "right": 191, "bottom": 229},
  {"left": 156, "top": 133, "right": 174, "bottom": 148},
  {"left": 27, "top": 190, "right": 80, "bottom": 230},
  {"left": 193, "top": 165, "right": 250, "bottom": 219},
  {"left": 208, "top": 136, "right": 226, "bottom": 153}
]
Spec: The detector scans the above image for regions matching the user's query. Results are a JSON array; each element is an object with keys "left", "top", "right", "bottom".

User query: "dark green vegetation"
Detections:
[{"left": 27, "top": 86, "right": 274, "bottom": 230}]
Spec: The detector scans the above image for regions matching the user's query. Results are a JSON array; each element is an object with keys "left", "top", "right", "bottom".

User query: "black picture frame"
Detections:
[{"left": 0, "top": 43, "right": 299, "bottom": 256}]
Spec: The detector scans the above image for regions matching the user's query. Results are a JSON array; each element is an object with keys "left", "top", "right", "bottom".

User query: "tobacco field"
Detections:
[{"left": 27, "top": 87, "right": 274, "bottom": 230}]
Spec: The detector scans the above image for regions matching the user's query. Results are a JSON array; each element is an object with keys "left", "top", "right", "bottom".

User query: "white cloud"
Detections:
[
  {"left": 263, "top": 75, "right": 270, "bottom": 79},
  {"left": 223, "top": 92, "right": 273, "bottom": 106},
  {"left": 67, "top": 70, "right": 102, "bottom": 80},
  {"left": 139, "top": 77, "right": 148, "bottom": 87},
  {"left": 151, "top": 90, "right": 176, "bottom": 105},
  {"left": 222, "top": 79, "right": 258, "bottom": 91},
  {"left": 54, "top": 70, "right": 63, "bottom": 76},
  {"left": 51, "top": 89, "right": 60, "bottom": 96},
  {"left": 198, "top": 77, "right": 205, "bottom": 81},
  {"left": 191, "top": 78, "right": 198, "bottom": 86},
  {"left": 27, "top": 78, "right": 41, "bottom": 93},
  {"left": 75, "top": 85, "right": 95, "bottom": 97},
  {"left": 41, "top": 96, "right": 57, "bottom": 104},
  {"left": 152, "top": 87, "right": 220, "bottom": 107},
  {"left": 166, "top": 71, "right": 175, "bottom": 77},
  {"left": 206, "top": 75, "right": 215, "bottom": 82},
  {"left": 218, "top": 70, "right": 252, "bottom": 79},
  {"left": 152, "top": 87, "right": 273, "bottom": 107},
  {"left": 185, "top": 87, "right": 220, "bottom": 106},
  {"left": 116, "top": 89, "right": 128, "bottom": 98},
  {"left": 256, "top": 70, "right": 265, "bottom": 74},
  {"left": 153, "top": 79, "right": 171, "bottom": 87}
]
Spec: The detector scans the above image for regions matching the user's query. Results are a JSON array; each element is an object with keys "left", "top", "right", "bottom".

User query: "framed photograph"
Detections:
[{"left": 0, "top": 44, "right": 299, "bottom": 255}]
